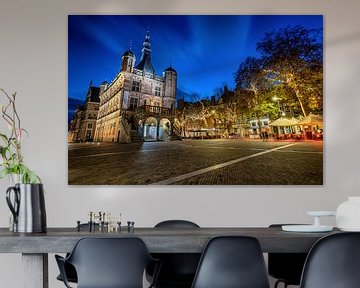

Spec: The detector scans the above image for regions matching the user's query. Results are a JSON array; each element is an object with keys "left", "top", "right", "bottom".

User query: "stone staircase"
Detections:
[
  {"left": 130, "top": 130, "right": 143, "bottom": 143},
  {"left": 171, "top": 123, "right": 182, "bottom": 140}
]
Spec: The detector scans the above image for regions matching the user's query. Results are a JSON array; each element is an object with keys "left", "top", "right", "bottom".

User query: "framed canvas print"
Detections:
[{"left": 68, "top": 15, "right": 323, "bottom": 185}]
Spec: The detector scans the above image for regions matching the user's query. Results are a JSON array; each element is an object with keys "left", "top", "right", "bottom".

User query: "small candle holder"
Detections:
[
  {"left": 77, "top": 221, "right": 81, "bottom": 232},
  {"left": 307, "top": 211, "right": 336, "bottom": 227},
  {"left": 282, "top": 211, "right": 336, "bottom": 232}
]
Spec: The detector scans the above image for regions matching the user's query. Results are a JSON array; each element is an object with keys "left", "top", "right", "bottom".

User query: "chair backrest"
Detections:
[
  {"left": 191, "top": 236, "right": 270, "bottom": 288},
  {"left": 155, "top": 220, "right": 200, "bottom": 228},
  {"left": 152, "top": 220, "right": 201, "bottom": 285},
  {"left": 300, "top": 232, "right": 360, "bottom": 288},
  {"left": 268, "top": 224, "right": 308, "bottom": 285},
  {"left": 67, "top": 237, "right": 154, "bottom": 288}
]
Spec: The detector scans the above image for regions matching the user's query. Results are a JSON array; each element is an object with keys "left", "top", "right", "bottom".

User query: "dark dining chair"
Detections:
[
  {"left": 56, "top": 262, "right": 77, "bottom": 284},
  {"left": 300, "top": 232, "right": 360, "bottom": 288},
  {"left": 56, "top": 223, "right": 99, "bottom": 284},
  {"left": 147, "top": 220, "right": 201, "bottom": 288},
  {"left": 55, "top": 237, "right": 160, "bottom": 288},
  {"left": 268, "top": 224, "right": 308, "bottom": 288},
  {"left": 191, "top": 236, "right": 270, "bottom": 288}
]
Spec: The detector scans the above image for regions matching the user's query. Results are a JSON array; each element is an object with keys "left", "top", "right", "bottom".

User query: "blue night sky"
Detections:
[{"left": 68, "top": 15, "right": 322, "bottom": 118}]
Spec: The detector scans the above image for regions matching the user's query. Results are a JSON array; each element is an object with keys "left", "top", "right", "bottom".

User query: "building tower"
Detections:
[
  {"left": 164, "top": 65, "right": 177, "bottom": 111},
  {"left": 135, "top": 30, "right": 155, "bottom": 77},
  {"left": 121, "top": 49, "right": 135, "bottom": 73},
  {"left": 99, "top": 81, "right": 109, "bottom": 95}
]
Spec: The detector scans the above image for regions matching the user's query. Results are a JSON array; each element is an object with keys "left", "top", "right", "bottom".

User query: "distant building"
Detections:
[
  {"left": 68, "top": 84, "right": 100, "bottom": 142},
  {"left": 94, "top": 31, "right": 178, "bottom": 143},
  {"left": 249, "top": 117, "right": 270, "bottom": 139}
]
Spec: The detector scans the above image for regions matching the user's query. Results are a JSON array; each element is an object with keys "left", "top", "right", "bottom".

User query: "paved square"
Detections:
[{"left": 68, "top": 140, "right": 323, "bottom": 185}]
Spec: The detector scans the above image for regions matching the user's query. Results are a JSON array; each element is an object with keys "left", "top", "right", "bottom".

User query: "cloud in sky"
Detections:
[{"left": 68, "top": 15, "right": 322, "bottom": 103}]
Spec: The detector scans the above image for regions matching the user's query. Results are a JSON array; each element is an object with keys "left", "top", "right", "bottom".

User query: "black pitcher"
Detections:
[{"left": 6, "top": 183, "right": 47, "bottom": 233}]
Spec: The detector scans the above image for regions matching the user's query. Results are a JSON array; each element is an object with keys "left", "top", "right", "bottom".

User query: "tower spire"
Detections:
[
  {"left": 142, "top": 29, "right": 151, "bottom": 56},
  {"left": 135, "top": 29, "right": 155, "bottom": 76}
]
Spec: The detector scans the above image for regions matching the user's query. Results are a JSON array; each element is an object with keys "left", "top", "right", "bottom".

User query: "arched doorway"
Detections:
[
  {"left": 138, "top": 119, "right": 144, "bottom": 139},
  {"left": 144, "top": 117, "right": 158, "bottom": 141},
  {"left": 159, "top": 118, "right": 171, "bottom": 141}
]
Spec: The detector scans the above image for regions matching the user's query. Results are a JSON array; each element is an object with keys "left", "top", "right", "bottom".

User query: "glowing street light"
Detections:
[{"left": 272, "top": 96, "right": 285, "bottom": 117}]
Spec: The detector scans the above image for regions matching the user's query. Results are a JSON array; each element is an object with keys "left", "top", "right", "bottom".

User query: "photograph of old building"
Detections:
[
  {"left": 93, "top": 31, "right": 178, "bottom": 143},
  {"left": 68, "top": 84, "right": 100, "bottom": 142},
  {"left": 68, "top": 15, "right": 323, "bottom": 185}
]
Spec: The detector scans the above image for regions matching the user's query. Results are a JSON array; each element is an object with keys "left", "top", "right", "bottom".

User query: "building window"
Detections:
[
  {"left": 88, "top": 123, "right": 93, "bottom": 129},
  {"left": 132, "top": 81, "right": 140, "bottom": 92},
  {"left": 129, "top": 97, "right": 138, "bottom": 110},
  {"left": 86, "top": 130, "right": 92, "bottom": 139},
  {"left": 155, "top": 87, "right": 161, "bottom": 96}
]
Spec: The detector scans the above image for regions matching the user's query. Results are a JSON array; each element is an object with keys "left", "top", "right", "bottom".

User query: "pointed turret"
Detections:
[
  {"left": 121, "top": 47, "right": 136, "bottom": 73},
  {"left": 135, "top": 30, "right": 156, "bottom": 77},
  {"left": 85, "top": 82, "right": 100, "bottom": 104},
  {"left": 99, "top": 81, "right": 109, "bottom": 95}
]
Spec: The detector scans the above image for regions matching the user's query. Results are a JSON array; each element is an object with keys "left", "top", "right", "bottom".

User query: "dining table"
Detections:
[{"left": 0, "top": 226, "right": 339, "bottom": 288}]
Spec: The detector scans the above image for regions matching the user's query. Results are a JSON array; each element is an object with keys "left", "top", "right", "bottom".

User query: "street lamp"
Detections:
[{"left": 272, "top": 96, "right": 284, "bottom": 117}]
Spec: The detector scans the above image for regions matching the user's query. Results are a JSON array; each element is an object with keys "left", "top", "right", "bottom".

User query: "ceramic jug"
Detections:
[
  {"left": 6, "top": 183, "right": 47, "bottom": 233},
  {"left": 336, "top": 196, "right": 360, "bottom": 231}
]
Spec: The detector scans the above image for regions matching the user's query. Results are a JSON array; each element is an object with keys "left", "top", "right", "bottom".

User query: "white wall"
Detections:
[{"left": 0, "top": 0, "right": 360, "bottom": 287}]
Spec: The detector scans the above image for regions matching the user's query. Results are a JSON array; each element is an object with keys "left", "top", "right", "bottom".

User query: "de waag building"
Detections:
[{"left": 92, "top": 31, "right": 178, "bottom": 143}]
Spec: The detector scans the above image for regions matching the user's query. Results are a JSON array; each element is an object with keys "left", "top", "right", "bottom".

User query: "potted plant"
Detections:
[
  {"left": 0, "top": 88, "right": 46, "bottom": 233},
  {"left": 0, "top": 89, "right": 41, "bottom": 183}
]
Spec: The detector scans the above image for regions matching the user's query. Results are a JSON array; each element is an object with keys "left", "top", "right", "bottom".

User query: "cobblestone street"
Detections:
[{"left": 68, "top": 139, "right": 323, "bottom": 185}]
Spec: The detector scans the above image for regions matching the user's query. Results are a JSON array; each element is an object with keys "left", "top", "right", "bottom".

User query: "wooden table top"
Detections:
[{"left": 0, "top": 227, "right": 339, "bottom": 253}]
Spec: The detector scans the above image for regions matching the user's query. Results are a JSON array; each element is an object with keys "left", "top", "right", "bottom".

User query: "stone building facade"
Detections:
[
  {"left": 68, "top": 84, "right": 100, "bottom": 142},
  {"left": 94, "top": 31, "right": 178, "bottom": 143}
]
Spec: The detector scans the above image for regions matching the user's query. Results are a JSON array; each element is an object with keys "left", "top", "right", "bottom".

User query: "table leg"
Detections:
[{"left": 22, "top": 253, "right": 48, "bottom": 288}]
